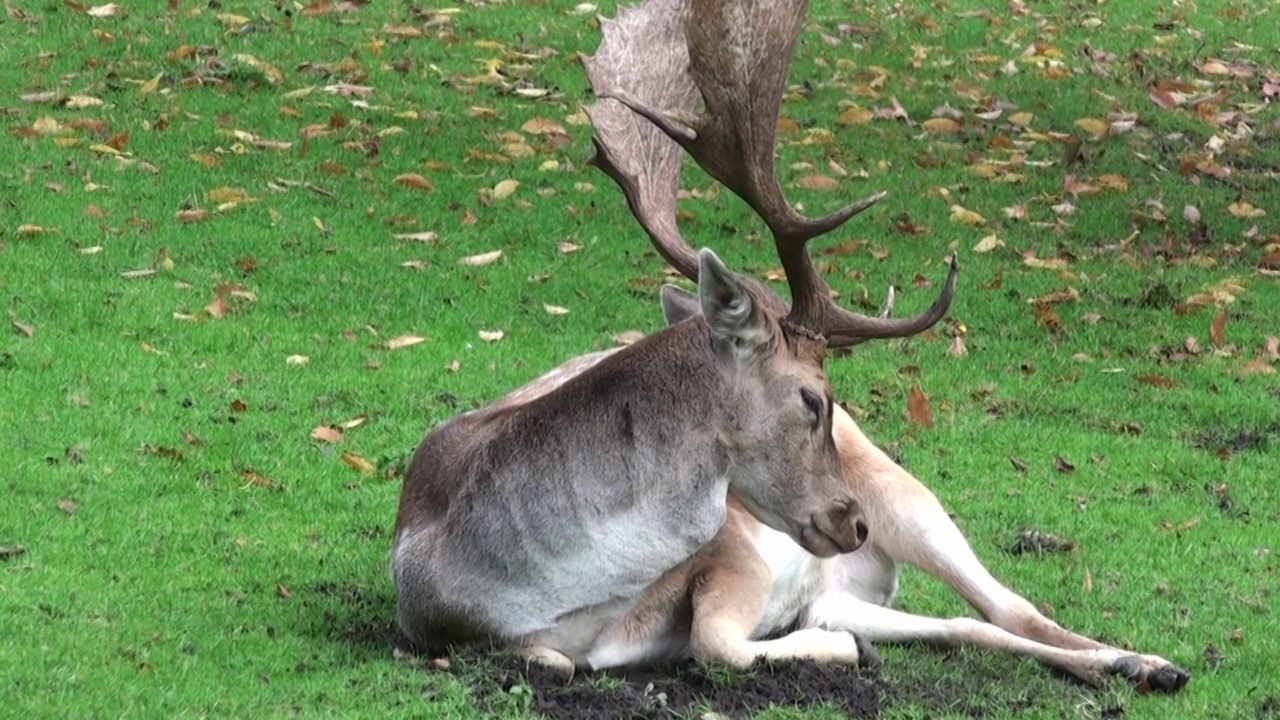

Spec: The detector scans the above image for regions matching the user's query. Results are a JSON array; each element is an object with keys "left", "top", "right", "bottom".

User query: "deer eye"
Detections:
[{"left": 800, "top": 389, "right": 822, "bottom": 424}]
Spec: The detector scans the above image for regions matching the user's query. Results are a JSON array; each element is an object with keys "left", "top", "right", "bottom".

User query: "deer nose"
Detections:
[{"left": 819, "top": 498, "right": 868, "bottom": 554}]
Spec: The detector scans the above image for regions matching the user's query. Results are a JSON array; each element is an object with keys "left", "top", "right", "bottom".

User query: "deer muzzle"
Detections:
[{"left": 800, "top": 500, "right": 869, "bottom": 558}]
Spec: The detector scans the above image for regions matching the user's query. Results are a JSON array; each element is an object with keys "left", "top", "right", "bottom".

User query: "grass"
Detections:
[{"left": 2, "top": 0, "right": 1278, "bottom": 718}]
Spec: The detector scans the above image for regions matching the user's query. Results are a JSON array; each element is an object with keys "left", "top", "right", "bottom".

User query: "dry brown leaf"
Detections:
[
  {"left": 1241, "top": 359, "right": 1276, "bottom": 375},
  {"left": 394, "top": 174, "right": 435, "bottom": 192},
  {"left": 11, "top": 319, "right": 34, "bottom": 338},
  {"left": 1027, "top": 287, "right": 1080, "bottom": 305},
  {"left": 906, "top": 385, "right": 934, "bottom": 428},
  {"left": 836, "top": 107, "right": 873, "bottom": 125},
  {"left": 340, "top": 452, "right": 375, "bottom": 473},
  {"left": 205, "top": 294, "right": 230, "bottom": 319},
  {"left": 1135, "top": 374, "right": 1180, "bottom": 389},
  {"left": 921, "top": 117, "right": 961, "bottom": 134},
  {"left": 1097, "top": 174, "right": 1129, "bottom": 192},
  {"left": 239, "top": 470, "right": 278, "bottom": 489},
  {"left": 57, "top": 498, "right": 80, "bottom": 515},
  {"left": 1263, "top": 336, "right": 1280, "bottom": 362},
  {"left": 311, "top": 426, "right": 344, "bottom": 443},
  {"left": 521, "top": 117, "right": 568, "bottom": 136},
  {"left": 1073, "top": 118, "right": 1109, "bottom": 138},
  {"left": 797, "top": 175, "right": 839, "bottom": 191},
  {"left": 1210, "top": 309, "right": 1226, "bottom": 350},
  {"left": 1149, "top": 87, "right": 1182, "bottom": 109},
  {"left": 1034, "top": 303, "right": 1061, "bottom": 332},
  {"left": 176, "top": 209, "right": 210, "bottom": 224}
]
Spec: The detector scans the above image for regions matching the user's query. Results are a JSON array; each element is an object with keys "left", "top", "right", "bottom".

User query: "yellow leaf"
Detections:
[
  {"left": 1229, "top": 201, "right": 1265, "bottom": 219},
  {"left": 1073, "top": 118, "right": 1109, "bottom": 138},
  {"left": 949, "top": 205, "right": 986, "bottom": 226},
  {"left": 89, "top": 143, "right": 121, "bottom": 156},
  {"left": 139, "top": 73, "right": 163, "bottom": 95},
  {"left": 218, "top": 13, "right": 251, "bottom": 31},
  {"left": 1097, "top": 174, "right": 1129, "bottom": 192},
  {"left": 64, "top": 95, "right": 104, "bottom": 110},
  {"left": 492, "top": 179, "right": 519, "bottom": 200},
  {"left": 1024, "top": 256, "right": 1070, "bottom": 271},
  {"left": 973, "top": 234, "right": 1003, "bottom": 253},
  {"left": 205, "top": 187, "right": 250, "bottom": 204},
  {"left": 836, "top": 107, "right": 873, "bottom": 125},
  {"left": 233, "top": 54, "right": 283, "bottom": 85},
  {"left": 922, "top": 118, "right": 961, "bottom": 134}
]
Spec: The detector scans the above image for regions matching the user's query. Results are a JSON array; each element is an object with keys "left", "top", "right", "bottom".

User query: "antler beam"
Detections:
[{"left": 584, "top": 0, "right": 957, "bottom": 345}]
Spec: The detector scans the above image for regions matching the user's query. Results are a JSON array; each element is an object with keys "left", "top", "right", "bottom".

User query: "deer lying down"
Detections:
[
  {"left": 473, "top": 287, "right": 1188, "bottom": 692},
  {"left": 390, "top": 0, "right": 1189, "bottom": 695}
]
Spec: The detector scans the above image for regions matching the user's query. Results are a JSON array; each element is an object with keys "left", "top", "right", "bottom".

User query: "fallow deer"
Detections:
[{"left": 391, "top": 0, "right": 1189, "bottom": 693}]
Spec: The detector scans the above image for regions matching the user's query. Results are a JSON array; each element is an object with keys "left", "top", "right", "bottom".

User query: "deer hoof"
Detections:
[
  {"left": 854, "top": 635, "right": 881, "bottom": 669},
  {"left": 519, "top": 646, "right": 576, "bottom": 682},
  {"left": 1112, "top": 655, "right": 1190, "bottom": 694}
]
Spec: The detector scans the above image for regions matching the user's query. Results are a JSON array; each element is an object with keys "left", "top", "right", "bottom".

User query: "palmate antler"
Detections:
[{"left": 581, "top": 0, "right": 957, "bottom": 346}]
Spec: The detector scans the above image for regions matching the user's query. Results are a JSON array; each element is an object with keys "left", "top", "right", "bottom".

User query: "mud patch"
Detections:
[
  {"left": 302, "top": 580, "right": 399, "bottom": 659},
  {"left": 1193, "top": 425, "right": 1275, "bottom": 455},
  {"left": 448, "top": 648, "right": 882, "bottom": 720}
]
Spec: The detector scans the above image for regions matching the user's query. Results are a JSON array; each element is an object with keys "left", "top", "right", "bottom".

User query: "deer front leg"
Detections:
[
  {"left": 803, "top": 591, "right": 1188, "bottom": 692},
  {"left": 688, "top": 549, "right": 862, "bottom": 667},
  {"left": 834, "top": 412, "right": 1190, "bottom": 692}
]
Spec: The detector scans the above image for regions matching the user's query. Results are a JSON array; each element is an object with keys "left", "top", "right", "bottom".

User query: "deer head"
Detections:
[{"left": 582, "top": 0, "right": 956, "bottom": 553}]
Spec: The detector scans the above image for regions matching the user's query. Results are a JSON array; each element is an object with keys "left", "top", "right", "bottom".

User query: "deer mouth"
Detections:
[{"left": 800, "top": 513, "right": 869, "bottom": 558}]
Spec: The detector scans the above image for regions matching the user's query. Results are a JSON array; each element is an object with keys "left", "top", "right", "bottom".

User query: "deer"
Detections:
[{"left": 389, "top": 0, "right": 1190, "bottom": 694}]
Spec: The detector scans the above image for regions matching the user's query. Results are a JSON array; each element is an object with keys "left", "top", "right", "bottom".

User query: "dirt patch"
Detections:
[
  {"left": 1193, "top": 424, "right": 1275, "bottom": 455},
  {"left": 444, "top": 648, "right": 883, "bottom": 720}
]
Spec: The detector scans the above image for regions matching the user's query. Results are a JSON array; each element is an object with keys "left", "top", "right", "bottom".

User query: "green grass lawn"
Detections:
[{"left": 2, "top": 0, "right": 1278, "bottom": 718}]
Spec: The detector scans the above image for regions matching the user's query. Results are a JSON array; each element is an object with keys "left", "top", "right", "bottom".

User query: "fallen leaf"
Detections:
[
  {"left": 1054, "top": 456, "right": 1076, "bottom": 474},
  {"left": 1228, "top": 201, "right": 1265, "bottom": 219},
  {"left": 1073, "top": 118, "right": 1109, "bottom": 138},
  {"left": 949, "top": 205, "right": 986, "bottom": 226},
  {"left": 1135, "top": 374, "right": 1180, "bottom": 389},
  {"left": 459, "top": 250, "right": 503, "bottom": 267},
  {"left": 1009, "top": 455, "right": 1028, "bottom": 473},
  {"left": 12, "top": 319, "right": 34, "bottom": 338},
  {"left": 1241, "top": 359, "right": 1276, "bottom": 375},
  {"left": 543, "top": 304, "right": 570, "bottom": 316},
  {"left": 239, "top": 470, "right": 278, "bottom": 490},
  {"left": 394, "top": 174, "right": 435, "bottom": 192},
  {"left": 276, "top": 583, "right": 294, "bottom": 599},
  {"left": 394, "top": 231, "right": 438, "bottom": 243},
  {"left": 57, "top": 498, "right": 79, "bottom": 515},
  {"left": 176, "top": 209, "right": 210, "bottom": 224},
  {"left": 972, "top": 234, "right": 1003, "bottom": 253},
  {"left": 1149, "top": 87, "right": 1182, "bottom": 109},
  {"left": 0, "top": 544, "right": 28, "bottom": 560},
  {"left": 521, "top": 117, "right": 567, "bottom": 136},
  {"left": 1263, "top": 336, "right": 1279, "bottom": 362},
  {"left": 797, "top": 175, "right": 839, "bottom": 191},
  {"left": 341, "top": 452, "right": 375, "bottom": 473},
  {"left": 385, "top": 335, "right": 426, "bottom": 350},
  {"left": 947, "top": 335, "right": 967, "bottom": 357},
  {"left": 492, "top": 179, "right": 519, "bottom": 200},
  {"left": 286, "top": 354, "right": 309, "bottom": 366},
  {"left": 906, "top": 384, "right": 934, "bottom": 428},
  {"left": 557, "top": 241, "right": 581, "bottom": 254},
  {"left": 922, "top": 117, "right": 961, "bottom": 134},
  {"left": 478, "top": 329, "right": 505, "bottom": 342},
  {"left": 612, "top": 330, "right": 646, "bottom": 346},
  {"left": 1183, "top": 204, "right": 1201, "bottom": 224},
  {"left": 1033, "top": 303, "right": 1061, "bottom": 332},
  {"left": 1210, "top": 310, "right": 1226, "bottom": 350},
  {"left": 311, "top": 426, "right": 344, "bottom": 443}
]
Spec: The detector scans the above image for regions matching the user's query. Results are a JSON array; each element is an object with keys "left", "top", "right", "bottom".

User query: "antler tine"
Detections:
[{"left": 602, "top": 0, "right": 956, "bottom": 345}]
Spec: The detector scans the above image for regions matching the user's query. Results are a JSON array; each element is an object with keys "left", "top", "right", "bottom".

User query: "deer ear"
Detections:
[
  {"left": 660, "top": 284, "right": 701, "bottom": 326},
  {"left": 697, "top": 248, "right": 770, "bottom": 355}
]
